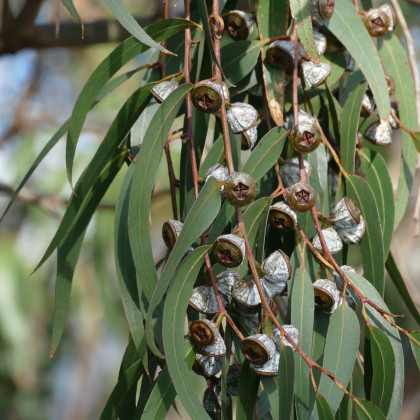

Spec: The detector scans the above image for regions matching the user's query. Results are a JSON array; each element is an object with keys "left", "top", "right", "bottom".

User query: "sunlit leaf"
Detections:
[
  {"left": 409, "top": 332, "right": 420, "bottom": 370},
  {"left": 354, "top": 398, "right": 386, "bottom": 420},
  {"left": 315, "top": 394, "right": 334, "bottom": 420},
  {"left": 236, "top": 361, "right": 259, "bottom": 420}
]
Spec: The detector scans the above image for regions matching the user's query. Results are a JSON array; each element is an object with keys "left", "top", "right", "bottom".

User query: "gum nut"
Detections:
[
  {"left": 286, "top": 182, "right": 317, "bottom": 213},
  {"left": 226, "top": 10, "right": 254, "bottom": 41},
  {"left": 266, "top": 40, "right": 295, "bottom": 72},
  {"left": 192, "top": 80, "right": 224, "bottom": 113},
  {"left": 232, "top": 275, "right": 261, "bottom": 307},
  {"left": 310, "top": 0, "right": 335, "bottom": 20},
  {"left": 283, "top": 109, "right": 314, "bottom": 131},
  {"left": 379, "top": 4, "right": 396, "bottom": 31},
  {"left": 193, "top": 353, "right": 222, "bottom": 377},
  {"left": 332, "top": 266, "right": 356, "bottom": 307},
  {"left": 365, "top": 120, "right": 393, "bottom": 145},
  {"left": 226, "top": 102, "right": 258, "bottom": 134},
  {"left": 203, "top": 385, "right": 222, "bottom": 414},
  {"left": 204, "top": 163, "right": 230, "bottom": 192},
  {"left": 337, "top": 215, "right": 366, "bottom": 245},
  {"left": 213, "top": 234, "right": 246, "bottom": 268},
  {"left": 226, "top": 364, "right": 240, "bottom": 396},
  {"left": 273, "top": 325, "right": 300, "bottom": 351},
  {"left": 313, "top": 278, "right": 341, "bottom": 314},
  {"left": 235, "top": 300, "right": 259, "bottom": 315},
  {"left": 361, "top": 94, "right": 374, "bottom": 116},
  {"left": 241, "top": 125, "right": 258, "bottom": 150},
  {"left": 262, "top": 278, "right": 287, "bottom": 298},
  {"left": 343, "top": 50, "right": 355, "bottom": 72},
  {"left": 331, "top": 196, "right": 361, "bottom": 229},
  {"left": 279, "top": 158, "right": 312, "bottom": 187},
  {"left": 301, "top": 60, "right": 332, "bottom": 88},
  {"left": 162, "top": 219, "right": 184, "bottom": 249},
  {"left": 389, "top": 112, "right": 398, "bottom": 129},
  {"left": 313, "top": 28, "right": 327, "bottom": 56},
  {"left": 189, "top": 285, "right": 223, "bottom": 314},
  {"left": 262, "top": 250, "right": 292, "bottom": 283},
  {"left": 363, "top": 8, "right": 391, "bottom": 37},
  {"left": 199, "top": 330, "right": 226, "bottom": 357},
  {"left": 241, "top": 334, "right": 277, "bottom": 364},
  {"left": 224, "top": 172, "right": 258, "bottom": 207},
  {"left": 290, "top": 121, "right": 322, "bottom": 154},
  {"left": 190, "top": 319, "right": 219, "bottom": 346},
  {"left": 268, "top": 202, "right": 298, "bottom": 231},
  {"left": 215, "top": 270, "right": 239, "bottom": 297},
  {"left": 312, "top": 227, "right": 343, "bottom": 254},
  {"left": 151, "top": 80, "right": 179, "bottom": 102},
  {"left": 250, "top": 351, "right": 280, "bottom": 376}
]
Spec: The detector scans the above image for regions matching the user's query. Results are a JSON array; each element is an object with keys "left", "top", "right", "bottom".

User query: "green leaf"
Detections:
[
  {"left": 369, "top": 327, "right": 395, "bottom": 415},
  {"left": 141, "top": 346, "right": 196, "bottom": 420},
  {"left": 256, "top": 0, "right": 289, "bottom": 40},
  {"left": 128, "top": 84, "right": 192, "bottom": 304},
  {"left": 409, "top": 332, "right": 420, "bottom": 370},
  {"left": 291, "top": 268, "right": 315, "bottom": 420},
  {"left": 354, "top": 399, "right": 386, "bottom": 420},
  {"left": 316, "top": 305, "right": 360, "bottom": 414},
  {"left": 341, "top": 82, "right": 367, "bottom": 173},
  {"left": 345, "top": 175, "right": 385, "bottom": 296},
  {"left": 162, "top": 246, "right": 211, "bottom": 420},
  {"left": 50, "top": 152, "right": 126, "bottom": 356},
  {"left": 35, "top": 83, "right": 154, "bottom": 272},
  {"left": 145, "top": 178, "right": 222, "bottom": 358},
  {"left": 290, "top": 0, "right": 319, "bottom": 61},
  {"left": 104, "top": 0, "right": 178, "bottom": 55},
  {"left": 221, "top": 40, "right": 263, "bottom": 85},
  {"left": 378, "top": 35, "right": 418, "bottom": 229},
  {"left": 236, "top": 361, "right": 260, "bottom": 420},
  {"left": 61, "top": 0, "right": 83, "bottom": 25},
  {"left": 308, "top": 144, "right": 329, "bottom": 215},
  {"left": 315, "top": 394, "right": 334, "bottom": 420},
  {"left": 345, "top": 271, "right": 404, "bottom": 420},
  {"left": 359, "top": 150, "right": 394, "bottom": 257},
  {"left": 114, "top": 164, "right": 147, "bottom": 366},
  {"left": 412, "top": 132, "right": 420, "bottom": 153},
  {"left": 198, "top": 135, "right": 224, "bottom": 177},
  {"left": 324, "top": 1, "right": 389, "bottom": 120},
  {"left": 100, "top": 359, "right": 144, "bottom": 420},
  {"left": 65, "top": 19, "right": 197, "bottom": 183}
]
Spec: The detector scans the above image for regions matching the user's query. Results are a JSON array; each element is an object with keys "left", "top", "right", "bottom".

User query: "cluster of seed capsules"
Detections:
[{"left": 153, "top": 1, "right": 396, "bottom": 414}]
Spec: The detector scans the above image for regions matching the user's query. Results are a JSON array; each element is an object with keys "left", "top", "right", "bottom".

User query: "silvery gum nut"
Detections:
[
  {"left": 343, "top": 50, "right": 355, "bottom": 72},
  {"left": 215, "top": 270, "right": 239, "bottom": 298},
  {"left": 337, "top": 215, "right": 366, "bottom": 245},
  {"left": 266, "top": 41, "right": 295, "bottom": 73},
  {"left": 268, "top": 202, "right": 298, "bottom": 231},
  {"left": 250, "top": 351, "right": 280, "bottom": 376},
  {"left": 213, "top": 234, "right": 246, "bottom": 267},
  {"left": 279, "top": 157, "right": 312, "bottom": 187},
  {"left": 241, "top": 125, "right": 258, "bottom": 150},
  {"left": 204, "top": 163, "right": 230, "bottom": 191},
  {"left": 224, "top": 172, "right": 258, "bottom": 207},
  {"left": 226, "top": 365, "right": 240, "bottom": 396},
  {"left": 378, "top": 4, "right": 396, "bottom": 31},
  {"left": 192, "top": 80, "right": 227, "bottom": 113},
  {"left": 232, "top": 275, "right": 261, "bottom": 307},
  {"left": 151, "top": 80, "right": 179, "bottom": 102},
  {"left": 331, "top": 196, "right": 361, "bottom": 230},
  {"left": 365, "top": 120, "right": 393, "bottom": 145},
  {"left": 363, "top": 8, "right": 391, "bottom": 37},
  {"left": 190, "top": 319, "right": 219, "bottom": 346},
  {"left": 241, "top": 334, "right": 277, "bottom": 364},
  {"left": 193, "top": 353, "right": 222, "bottom": 377},
  {"left": 189, "top": 285, "right": 225, "bottom": 314},
  {"left": 301, "top": 60, "right": 332, "bottom": 88},
  {"left": 310, "top": 0, "right": 335, "bottom": 20},
  {"left": 333, "top": 266, "right": 356, "bottom": 308},
  {"left": 313, "top": 28, "right": 327, "bottom": 56},
  {"left": 227, "top": 102, "right": 258, "bottom": 134},
  {"left": 313, "top": 278, "right": 341, "bottom": 314},
  {"left": 312, "top": 227, "right": 343, "bottom": 254},
  {"left": 199, "top": 329, "right": 226, "bottom": 357},
  {"left": 203, "top": 384, "right": 229, "bottom": 414},
  {"left": 262, "top": 250, "right": 291, "bottom": 283},
  {"left": 263, "top": 277, "right": 287, "bottom": 299},
  {"left": 361, "top": 93, "right": 374, "bottom": 117},
  {"left": 273, "top": 325, "right": 300, "bottom": 351},
  {"left": 226, "top": 10, "right": 254, "bottom": 41},
  {"left": 286, "top": 182, "right": 317, "bottom": 213},
  {"left": 289, "top": 120, "right": 322, "bottom": 154},
  {"left": 162, "top": 219, "right": 183, "bottom": 249}
]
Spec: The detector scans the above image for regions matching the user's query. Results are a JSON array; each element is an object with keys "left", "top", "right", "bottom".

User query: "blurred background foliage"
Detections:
[{"left": 0, "top": 0, "right": 419, "bottom": 419}]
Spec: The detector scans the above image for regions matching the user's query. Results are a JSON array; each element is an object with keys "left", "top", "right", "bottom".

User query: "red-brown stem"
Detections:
[
  {"left": 159, "top": 0, "right": 170, "bottom": 78},
  {"left": 164, "top": 143, "right": 178, "bottom": 220},
  {"left": 291, "top": 23, "right": 299, "bottom": 126},
  {"left": 211, "top": 1, "right": 222, "bottom": 80}
]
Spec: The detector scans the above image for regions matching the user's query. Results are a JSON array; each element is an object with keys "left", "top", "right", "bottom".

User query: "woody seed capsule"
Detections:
[
  {"left": 198, "top": 330, "right": 226, "bottom": 357},
  {"left": 301, "top": 60, "right": 332, "bottom": 88},
  {"left": 241, "top": 125, "right": 258, "bottom": 150},
  {"left": 250, "top": 351, "right": 280, "bottom": 376},
  {"left": 151, "top": 80, "right": 179, "bottom": 102},
  {"left": 364, "top": 120, "right": 393, "bottom": 145},
  {"left": 192, "top": 80, "right": 229, "bottom": 113},
  {"left": 192, "top": 353, "right": 222, "bottom": 377},
  {"left": 190, "top": 319, "right": 218, "bottom": 346},
  {"left": 312, "top": 227, "right": 343, "bottom": 254},
  {"left": 313, "top": 278, "right": 341, "bottom": 314},
  {"left": 286, "top": 182, "right": 316, "bottom": 213},
  {"left": 363, "top": 8, "right": 391, "bottom": 37},
  {"left": 224, "top": 172, "right": 258, "bottom": 207},
  {"left": 189, "top": 285, "right": 226, "bottom": 314},
  {"left": 333, "top": 265, "right": 356, "bottom": 308},
  {"left": 225, "top": 10, "right": 254, "bottom": 41},
  {"left": 213, "top": 234, "right": 246, "bottom": 267},
  {"left": 268, "top": 202, "right": 298, "bottom": 231},
  {"left": 378, "top": 4, "right": 396, "bottom": 31},
  {"left": 273, "top": 325, "right": 300, "bottom": 351},
  {"left": 337, "top": 215, "right": 366, "bottom": 244},
  {"left": 227, "top": 102, "right": 258, "bottom": 134},
  {"left": 289, "top": 120, "right": 322, "bottom": 154},
  {"left": 232, "top": 275, "right": 261, "bottom": 307},
  {"left": 262, "top": 250, "right": 291, "bottom": 284},
  {"left": 266, "top": 41, "right": 295, "bottom": 73},
  {"left": 215, "top": 270, "right": 239, "bottom": 298},
  {"left": 310, "top": 0, "right": 335, "bottom": 20},
  {"left": 279, "top": 157, "right": 312, "bottom": 187},
  {"left": 162, "top": 219, "right": 184, "bottom": 249},
  {"left": 331, "top": 197, "right": 361, "bottom": 230},
  {"left": 241, "top": 334, "right": 276, "bottom": 364}
]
